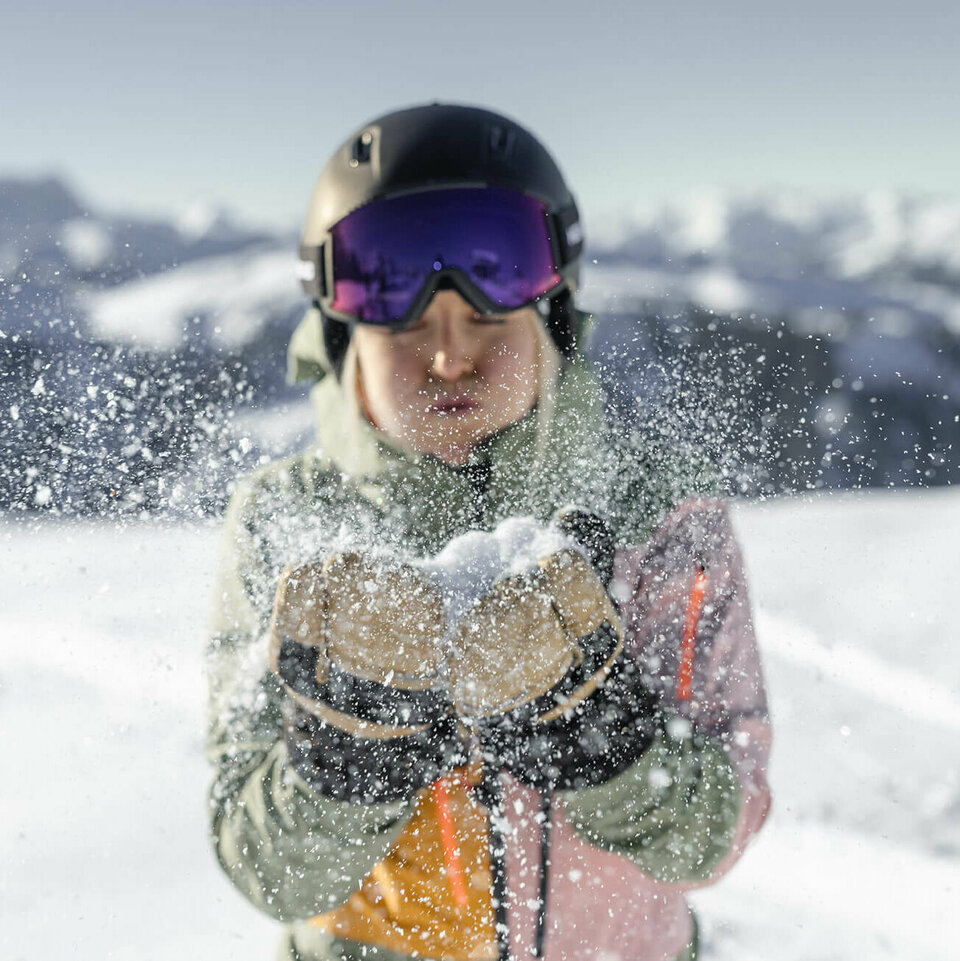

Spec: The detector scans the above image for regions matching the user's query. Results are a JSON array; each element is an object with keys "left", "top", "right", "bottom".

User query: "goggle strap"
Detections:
[{"left": 554, "top": 203, "right": 583, "bottom": 267}]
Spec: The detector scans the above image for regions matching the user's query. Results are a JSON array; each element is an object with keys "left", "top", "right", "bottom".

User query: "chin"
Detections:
[
  {"left": 423, "top": 429, "right": 488, "bottom": 465},
  {"left": 405, "top": 413, "right": 516, "bottom": 463},
  {"left": 436, "top": 447, "right": 473, "bottom": 467}
]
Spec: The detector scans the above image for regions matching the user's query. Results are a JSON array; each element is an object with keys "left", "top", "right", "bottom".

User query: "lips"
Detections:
[{"left": 427, "top": 394, "right": 480, "bottom": 416}]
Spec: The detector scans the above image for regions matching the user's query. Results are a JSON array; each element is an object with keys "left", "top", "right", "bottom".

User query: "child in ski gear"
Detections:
[{"left": 207, "top": 103, "right": 771, "bottom": 961}]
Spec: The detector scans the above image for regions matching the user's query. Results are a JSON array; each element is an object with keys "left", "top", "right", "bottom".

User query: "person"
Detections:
[{"left": 206, "top": 103, "right": 771, "bottom": 961}]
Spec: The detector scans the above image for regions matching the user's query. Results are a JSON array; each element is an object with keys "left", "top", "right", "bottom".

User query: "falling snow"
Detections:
[{"left": 1, "top": 176, "right": 957, "bottom": 959}]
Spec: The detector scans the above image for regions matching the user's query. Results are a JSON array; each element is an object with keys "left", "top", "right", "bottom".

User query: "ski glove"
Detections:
[
  {"left": 447, "top": 548, "right": 656, "bottom": 789},
  {"left": 269, "top": 553, "right": 465, "bottom": 801},
  {"left": 504, "top": 655, "right": 662, "bottom": 790},
  {"left": 552, "top": 508, "right": 617, "bottom": 589}
]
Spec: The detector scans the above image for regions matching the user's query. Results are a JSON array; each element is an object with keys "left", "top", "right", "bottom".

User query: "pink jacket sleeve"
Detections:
[{"left": 613, "top": 497, "right": 772, "bottom": 884}]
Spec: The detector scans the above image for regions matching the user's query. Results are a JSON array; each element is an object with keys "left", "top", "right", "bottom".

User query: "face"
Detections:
[{"left": 352, "top": 290, "right": 541, "bottom": 466}]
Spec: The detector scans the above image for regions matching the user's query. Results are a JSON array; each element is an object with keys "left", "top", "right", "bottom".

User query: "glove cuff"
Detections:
[
  {"left": 275, "top": 633, "right": 448, "bottom": 733},
  {"left": 485, "top": 659, "right": 662, "bottom": 791},
  {"left": 283, "top": 700, "right": 468, "bottom": 803}
]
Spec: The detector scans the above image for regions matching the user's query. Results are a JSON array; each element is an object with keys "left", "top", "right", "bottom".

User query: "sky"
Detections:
[{"left": 3, "top": 0, "right": 959, "bottom": 231}]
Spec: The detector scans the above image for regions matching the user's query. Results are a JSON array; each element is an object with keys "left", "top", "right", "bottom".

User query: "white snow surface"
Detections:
[{"left": 1, "top": 490, "right": 956, "bottom": 960}]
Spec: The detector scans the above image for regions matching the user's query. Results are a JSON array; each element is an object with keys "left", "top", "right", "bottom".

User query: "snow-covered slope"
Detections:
[{"left": 0, "top": 490, "right": 955, "bottom": 960}]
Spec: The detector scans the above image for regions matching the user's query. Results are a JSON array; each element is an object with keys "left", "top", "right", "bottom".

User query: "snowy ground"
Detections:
[{"left": 1, "top": 489, "right": 956, "bottom": 961}]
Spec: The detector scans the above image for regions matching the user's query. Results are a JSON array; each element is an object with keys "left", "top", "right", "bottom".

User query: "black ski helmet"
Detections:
[{"left": 298, "top": 103, "right": 586, "bottom": 376}]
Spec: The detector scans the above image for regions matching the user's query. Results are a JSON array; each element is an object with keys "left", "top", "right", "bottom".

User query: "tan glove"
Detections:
[
  {"left": 269, "top": 552, "right": 448, "bottom": 738},
  {"left": 448, "top": 549, "right": 624, "bottom": 724}
]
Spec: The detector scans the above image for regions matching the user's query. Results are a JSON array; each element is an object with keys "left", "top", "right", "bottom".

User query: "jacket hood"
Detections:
[{"left": 288, "top": 307, "right": 334, "bottom": 384}]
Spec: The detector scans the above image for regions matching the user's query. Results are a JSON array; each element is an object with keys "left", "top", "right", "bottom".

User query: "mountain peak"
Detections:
[{"left": 0, "top": 175, "right": 86, "bottom": 227}]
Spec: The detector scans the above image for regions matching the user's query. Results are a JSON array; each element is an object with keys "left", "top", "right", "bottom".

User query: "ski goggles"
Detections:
[{"left": 298, "top": 186, "right": 582, "bottom": 329}]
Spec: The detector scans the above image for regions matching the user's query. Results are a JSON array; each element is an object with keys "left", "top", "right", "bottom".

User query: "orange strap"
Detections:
[
  {"left": 676, "top": 566, "right": 707, "bottom": 701},
  {"left": 432, "top": 776, "right": 469, "bottom": 908}
]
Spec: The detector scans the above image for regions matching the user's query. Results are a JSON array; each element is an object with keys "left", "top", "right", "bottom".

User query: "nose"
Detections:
[
  {"left": 424, "top": 292, "right": 477, "bottom": 382},
  {"left": 431, "top": 324, "right": 474, "bottom": 382}
]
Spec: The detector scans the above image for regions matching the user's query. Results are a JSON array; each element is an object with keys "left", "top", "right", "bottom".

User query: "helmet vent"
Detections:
[
  {"left": 350, "top": 131, "right": 374, "bottom": 167},
  {"left": 487, "top": 124, "right": 516, "bottom": 161}
]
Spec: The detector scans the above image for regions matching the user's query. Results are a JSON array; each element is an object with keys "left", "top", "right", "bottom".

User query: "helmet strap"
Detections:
[
  {"left": 544, "top": 288, "right": 581, "bottom": 359},
  {"left": 321, "top": 310, "right": 353, "bottom": 380}
]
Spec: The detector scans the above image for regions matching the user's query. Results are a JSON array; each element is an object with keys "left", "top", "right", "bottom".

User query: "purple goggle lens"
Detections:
[{"left": 327, "top": 187, "right": 561, "bottom": 326}]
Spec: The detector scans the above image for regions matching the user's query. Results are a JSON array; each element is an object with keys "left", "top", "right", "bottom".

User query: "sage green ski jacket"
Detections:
[{"left": 207, "top": 355, "right": 770, "bottom": 961}]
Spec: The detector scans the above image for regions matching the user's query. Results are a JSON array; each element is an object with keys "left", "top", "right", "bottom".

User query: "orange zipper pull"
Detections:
[
  {"left": 676, "top": 565, "right": 707, "bottom": 701},
  {"left": 433, "top": 776, "right": 469, "bottom": 908}
]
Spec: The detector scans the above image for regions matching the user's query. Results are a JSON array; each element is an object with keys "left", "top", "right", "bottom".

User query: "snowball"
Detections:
[{"left": 418, "top": 516, "right": 583, "bottom": 626}]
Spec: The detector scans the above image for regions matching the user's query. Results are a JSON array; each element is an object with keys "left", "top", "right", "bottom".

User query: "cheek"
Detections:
[
  {"left": 386, "top": 351, "right": 429, "bottom": 398},
  {"left": 358, "top": 345, "right": 425, "bottom": 423},
  {"left": 484, "top": 332, "right": 537, "bottom": 388}
]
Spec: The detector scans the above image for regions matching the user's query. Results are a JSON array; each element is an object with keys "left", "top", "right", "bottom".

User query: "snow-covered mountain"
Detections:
[
  {"left": 582, "top": 189, "right": 960, "bottom": 338},
  {"left": 592, "top": 189, "right": 960, "bottom": 287},
  {"left": 6, "top": 177, "right": 960, "bottom": 348},
  {"left": 0, "top": 178, "right": 301, "bottom": 514},
  {"left": 2, "top": 176, "right": 959, "bottom": 513},
  {"left": 581, "top": 191, "right": 960, "bottom": 494},
  {"left": 0, "top": 176, "right": 285, "bottom": 339}
]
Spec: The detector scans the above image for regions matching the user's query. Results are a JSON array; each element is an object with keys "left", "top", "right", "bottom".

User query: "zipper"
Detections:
[
  {"left": 432, "top": 776, "right": 469, "bottom": 908},
  {"left": 676, "top": 564, "right": 708, "bottom": 702},
  {"left": 464, "top": 455, "right": 492, "bottom": 527}
]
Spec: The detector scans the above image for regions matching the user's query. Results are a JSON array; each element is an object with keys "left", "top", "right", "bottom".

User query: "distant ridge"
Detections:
[{"left": 0, "top": 175, "right": 85, "bottom": 226}]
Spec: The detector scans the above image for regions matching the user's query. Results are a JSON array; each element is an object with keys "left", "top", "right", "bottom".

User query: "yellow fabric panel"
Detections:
[{"left": 309, "top": 763, "right": 496, "bottom": 960}]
